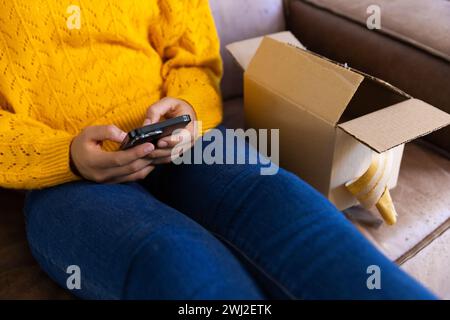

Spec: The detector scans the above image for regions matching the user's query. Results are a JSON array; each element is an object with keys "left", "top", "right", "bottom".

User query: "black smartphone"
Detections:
[{"left": 120, "top": 115, "right": 191, "bottom": 150}]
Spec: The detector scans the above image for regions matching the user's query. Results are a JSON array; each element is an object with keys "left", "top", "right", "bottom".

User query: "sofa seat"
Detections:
[
  {"left": 401, "top": 226, "right": 450, "bottom": 299},
  {"left": 0, "top": 190, "right": 73, "bottom": 299},
  {"left": 352, "top": 142, "right": 450, "bottom": 262},
  {"left": 352, "top": 143, "right": 450, "bottom": 299}
]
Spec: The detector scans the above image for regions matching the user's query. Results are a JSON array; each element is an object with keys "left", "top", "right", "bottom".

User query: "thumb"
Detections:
[
  {"left": 145, "top": 98, "right": 176, "bottom": 124},
  {"left": 86, "top": 125, "right": 127, "bottom": 143}
]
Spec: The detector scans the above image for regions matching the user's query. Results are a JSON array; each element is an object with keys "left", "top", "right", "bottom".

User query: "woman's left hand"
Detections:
[{"left": 143, "top": 97, "right": 197, "bottom": 165}]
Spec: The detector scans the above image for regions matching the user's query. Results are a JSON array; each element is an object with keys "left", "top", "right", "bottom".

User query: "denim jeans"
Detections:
[{"left": 24, "top": 126, "right": 435, "bottom": 300}]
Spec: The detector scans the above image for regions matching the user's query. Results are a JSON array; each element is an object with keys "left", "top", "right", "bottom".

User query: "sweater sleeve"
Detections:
[
  {"left": 153, "top": 0, "right": 223, "bottom": 134},
  {"left": 0, "top": 108, "right": 78, "bottom": 189}
]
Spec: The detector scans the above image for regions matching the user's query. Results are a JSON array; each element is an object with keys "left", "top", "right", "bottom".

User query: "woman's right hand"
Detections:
[{"left": 70, "top": 125, "right": 156, "bottom": 184}]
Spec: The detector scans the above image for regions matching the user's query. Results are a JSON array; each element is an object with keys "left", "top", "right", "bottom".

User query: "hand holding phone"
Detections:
[
  {"left": 70, "top": 125, "right": 156, "bottom": 184},
  {"left": 120, "top": 115, "right": 191, "bottom": 150},
  {"left": 135, "top": 97, "right": 197, "bottom": 165}
]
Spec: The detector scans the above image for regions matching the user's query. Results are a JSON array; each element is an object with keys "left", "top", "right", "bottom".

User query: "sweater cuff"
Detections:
[
  {"left": 177, "top": 90, "right": 222, "bottom": 135},
  {"left": 39, "top": 135, "right": 80, "bottom": 188}
]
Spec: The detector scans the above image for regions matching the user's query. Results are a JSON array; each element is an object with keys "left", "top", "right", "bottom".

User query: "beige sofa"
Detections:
[{"left": 0, "top": 0, "right": 449, "bottom": 299}]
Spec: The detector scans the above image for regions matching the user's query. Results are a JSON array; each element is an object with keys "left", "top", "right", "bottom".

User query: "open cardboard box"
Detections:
[{"left": 226, "top": 32, "right": 450, "bottom": 211}]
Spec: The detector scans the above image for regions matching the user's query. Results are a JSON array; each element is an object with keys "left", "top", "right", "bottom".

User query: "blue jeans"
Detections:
[{"left": 24, "top": 126, "right": 435, "bottom": 299}]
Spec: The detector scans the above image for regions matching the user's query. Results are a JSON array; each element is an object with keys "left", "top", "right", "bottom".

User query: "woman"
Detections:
[{"left": 0, "top": 0, "right": 435, "bottom": 299}]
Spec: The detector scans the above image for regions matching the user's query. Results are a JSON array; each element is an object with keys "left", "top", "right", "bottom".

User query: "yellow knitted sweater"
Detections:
[{"left": 0, "top": 0, "right": 223, "bottom": 190}]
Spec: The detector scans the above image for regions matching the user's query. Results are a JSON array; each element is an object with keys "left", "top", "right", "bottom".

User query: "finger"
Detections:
[
  {"left": 147, "top": 147, "right": 173, "bottom": 159},
  {"left": 147, "top": 142, "right": 192, "bottom": 160},
  {"left": 109, "top": 165, "right": 155, "bottom": 184},
  {"left": 142, "top": 118, "right": 152, "bottom": 126},
  {"left": 102, "top": 158, "right": 154, "bottom": 180},
  {"left": 97, "top": 142, "right": 155, "bottom": 168},
  {"left": 151, "top": 156, "right": 174, "bottom": 165},
  {"left": 157, "top": 135, "right": 183, "bottom": 149},
  {"left": 157, "top": 129, "right": 193, "bottom": 149},
  {"left": 145, "top": 98, "right": 177, "bottom": 124},
  {"left": 85, "top": 125, "right": 127, "bottom": 144},
  {"left": 148, "top": 146, "right": 189, "bottom": 165}
]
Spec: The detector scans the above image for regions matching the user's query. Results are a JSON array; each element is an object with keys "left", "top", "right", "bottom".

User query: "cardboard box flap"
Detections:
[
  {"left": 245, "top": 37, "right": 365, "bottom": 125},
  {"left": 304, "top": 49, "right": 412, "bottom": 101},
  {"left": 226, "top": 31, "right": 304, "bottom": 71},
  {"left": 338, "top": 99, "right": 450, "bottom": 153}
]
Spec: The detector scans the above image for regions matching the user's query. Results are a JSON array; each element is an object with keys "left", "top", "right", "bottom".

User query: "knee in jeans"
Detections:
[
  {"left": 245, "top": 167, "right": 304, "bottom": 193},
  {"left": 244, "top": 167, "right": 336, "bottom": 210}
]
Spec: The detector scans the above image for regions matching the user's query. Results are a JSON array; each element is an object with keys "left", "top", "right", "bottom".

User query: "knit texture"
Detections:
[{"left": 0, "top": 0, "right": 223, "bottom": 189}]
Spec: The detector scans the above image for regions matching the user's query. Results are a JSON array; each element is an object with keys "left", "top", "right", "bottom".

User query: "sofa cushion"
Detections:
[
  {"left": 209, "top": 0, "right": 285, "bottom": 100},
  {"left": 302, "top": 0, "right": 450, "bottom": 62},
  {"left": 222, "top": 97, "right": 245, "bottom": 129}
]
